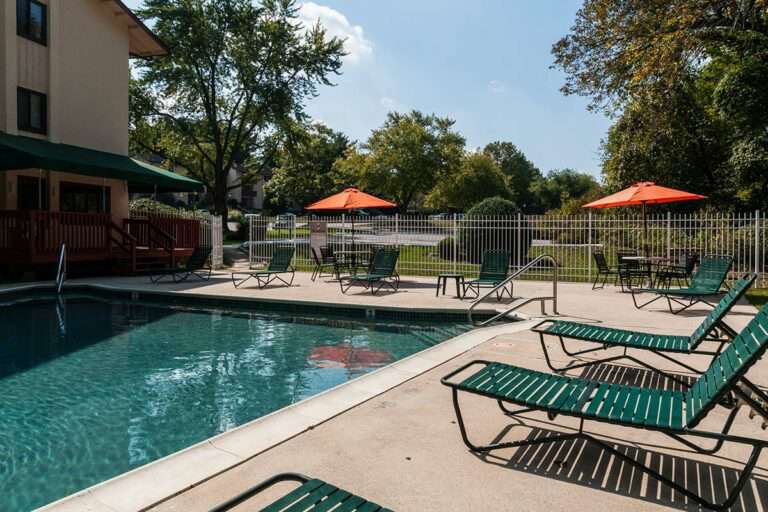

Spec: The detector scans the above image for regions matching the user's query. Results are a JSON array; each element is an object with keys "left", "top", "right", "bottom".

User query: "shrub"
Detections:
[
  {"left": 437, "top": 236, "right": 456, "bottom": 260},
  {"left": 460, "top": 196, "right": 531, "bottom": 264}
]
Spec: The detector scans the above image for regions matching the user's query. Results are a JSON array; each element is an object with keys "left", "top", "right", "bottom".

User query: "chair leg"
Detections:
[{"left": 449, "top": 386, "right": 764, "bottom": 511}]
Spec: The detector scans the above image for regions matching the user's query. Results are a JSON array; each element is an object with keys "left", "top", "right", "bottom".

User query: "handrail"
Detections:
[
  {"left": 468, "top": 254, "right": 559, "bottom": 326},
  {"left": 56, "top": 243, "right": 67, "bottom": 294}
]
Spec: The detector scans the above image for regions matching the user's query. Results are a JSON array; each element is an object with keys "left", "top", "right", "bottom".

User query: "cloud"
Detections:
[
  {"left": 298, "top": 3, "right": 373, "bottom": 64},
  {"left": 380, "top": 97, "right": 396, "bottom": 109},
  {"left": 488, "top": 80, "right": 507, "bottom": 94}
]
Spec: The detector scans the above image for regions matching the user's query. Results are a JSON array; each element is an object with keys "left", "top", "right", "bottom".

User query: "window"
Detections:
[
  {"left": 17, "top": 88, "right": 47, "bottom": 135},
  {"left": 17, "top": 0, "right": 47, "bottom": 45},
  {"left": 60, "top": 182, "right": 111, "bottom": 214},
  {"left": 17, "top": 176, "right": 48, "bottom": 210}
]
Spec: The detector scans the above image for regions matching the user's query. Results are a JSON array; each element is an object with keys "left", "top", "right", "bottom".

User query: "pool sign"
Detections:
[{"left": 310, "top": 221, "right": 328, "bottom": 252}]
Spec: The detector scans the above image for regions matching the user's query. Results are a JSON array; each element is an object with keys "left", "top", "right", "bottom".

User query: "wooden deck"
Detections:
[{"left": 0, "top": 210, "right": 200, "bottom": 273}]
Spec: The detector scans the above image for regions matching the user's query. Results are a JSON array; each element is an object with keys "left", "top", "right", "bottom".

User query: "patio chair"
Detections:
[
  {"left": 339, "top": 248, "right": 400, "bottom": 295},
  {"left": 631, "top": 254, "right": 733, "bottom": 314},
  {"left": 231, "top": 246, "right": 296, "bottom": 289},
  {"left": 310, "top": 246, "right": 347, "bottom": 282},
  {"left": 149, "top": 246, "right": 212, "bottom": 284},
  {"left": 442, "top": 303, "right": 768, "bottom": 511},
  {"left": 533, "top": 274, "right": 757, "bottom": 383},
  {"left": 210, "top": 473, "right": 393, "bottom": 512},
  {"left": 616, "top": 249, "right": 651, "bottom": 291},
  {"left": 655, "top": 251, "right": 699, "bottom": 288},
  {"left": 462, "top": 251, "right": 512, "bottom": 301},
  {"left": 591, "top": 249, "right": 618, "bottom": 290}
]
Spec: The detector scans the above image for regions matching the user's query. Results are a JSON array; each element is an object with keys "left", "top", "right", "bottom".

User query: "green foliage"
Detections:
[
  {"left": 462, "top": 197, "right": 528, "bottom": 264},
  {"left": 130, "top": 0, "right": 345, "bottom": 225},
  {"left": 484, "top": 141, "right": 542, "bottom": 210},
  {"left": 558, "top": 0, "right": 768, "bottom": 209},
  {"left": 129, "top": 198, "right": 203, "bottom": 218},
  {"left": 425, "top": 152, "right": 510, "bottom": 211},
  {"left": 437, "top": 237, "right": 456, "bottom": 260},
  {"left": 333, "top": 111, "right": 465, "bottom": 211},
  {"left": 532, "top": 169, "right": 601, "bottom": 213},
  {"left": 466, "top": 196, "right": 520, "bottom": 217},
  {"left": 264, "top": 123, "right": 351, "bottom": 211}
]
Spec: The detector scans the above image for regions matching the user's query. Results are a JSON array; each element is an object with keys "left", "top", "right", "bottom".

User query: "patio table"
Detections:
[
  {"left": 621, "top": 256, "right": 670, "bottom": 287},
  {"left": 436, "top": 273, "right": 465, "bottom": 298},
  {"left": 335, "top": 249, "right": 372, "bottom": 271}
]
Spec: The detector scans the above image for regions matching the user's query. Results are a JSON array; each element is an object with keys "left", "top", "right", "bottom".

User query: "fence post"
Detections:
[
  {"left": 756, "top": 210, "right": 761, "bottom": 277},
  {"left": 666, "top": 211, "right": 672, "bottom": 261},
  {"left": 587, "top": 211, "right": 592, "bottom": 280},
  {"left": 516, "top": 213, "right": 522, "bottom": 272},
  {"left": 395, "top": 212, "right": 400, "bottom": 247},
  {"left": 248, "top": 215, "right": 254, "bottom": 269},
  {"left": 453, "top": 213, "right": 458, "bottom": 274},
  {"left": 341, "top": 213, "right": 346, "bottom": 255}
]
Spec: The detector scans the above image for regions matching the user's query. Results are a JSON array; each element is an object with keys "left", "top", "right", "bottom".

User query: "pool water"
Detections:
[{"left": 0, "top": 294, "right": 467, "bottom": 511}]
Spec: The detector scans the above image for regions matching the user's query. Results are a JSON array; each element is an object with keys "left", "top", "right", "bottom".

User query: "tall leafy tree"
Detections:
[
  {"left": 555, "top": 0, "right": 768, "bottom": 208},
  {"left": 333, "top": 111, "right": 465, "bottom": 211},
  {"left": 425, "top": 152, "right": 511, "bottom": 211},
  {"left": 130, "top": 0, "right": 344, "bottom": 225},
  {"left": 264, "top": 123, "right": 351, "bottom": 211},
  {"left": 483, "top": 141, "right": 542, "bottom": 211},
  {"left": 532, "top": 169, "right": 601, "bottom": 212}
]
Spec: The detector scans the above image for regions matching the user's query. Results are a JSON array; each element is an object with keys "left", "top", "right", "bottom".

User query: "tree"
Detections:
[
  {"left": 130, "top": 0, "right": 344, "bottom": 227},
  {"left": 425, "top": 152, "right": 510, "bottom": 211},
  {"left": 264, "top": 123, "right": 351, "bottom": 211},
  {"left": 532, "top": 169, "right": 601, "bottom": 212},
  {"left": 483, "top": 141, "right": 542, "bottom": 211},
  {"left": 333, "top": 111, "right": 465, "bottom": 211},
  {"left": 552, "top": 0, "right": 768, "bottom": 113}
]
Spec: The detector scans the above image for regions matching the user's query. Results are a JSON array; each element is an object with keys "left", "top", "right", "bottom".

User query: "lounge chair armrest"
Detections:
[
  {"left": 530, "top": 319, "right": 559, "bottom": 333},
  {"left": 440, "top": 360, "right": 493, "bottom": 386}
]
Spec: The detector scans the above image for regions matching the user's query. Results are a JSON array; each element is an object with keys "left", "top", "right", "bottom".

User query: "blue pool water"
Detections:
[{"left": 0, "top": 293, "right": 466, "bottom": 511}]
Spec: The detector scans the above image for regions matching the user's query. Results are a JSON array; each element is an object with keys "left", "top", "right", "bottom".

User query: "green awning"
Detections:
[{"left": 0, "top": 132, "right": 204, "bottom": 192}]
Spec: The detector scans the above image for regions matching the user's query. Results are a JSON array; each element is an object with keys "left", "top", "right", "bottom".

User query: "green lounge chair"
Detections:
[
  {"left": 533, "top": 274, "right": 757, "bottom": 382},
  {"left": 442, "top": 304, "right": 768, "bottom": 511},
  {"left": 150, "top": 246, "right": 213, "bottom": 284},
  {"left": 340, "top": 248, "right": 400, "bottom": 295},
  {"left": 631, "top": 254, "right": 733, "bottom": 314},
  {"left": 463, "top": 251, "right": 512, "bottom": 301},
  {"left": 210, "top": 473, "right": 393, "bottom": 511},
  {"left": 231, "top": 246, "right": 295, "bottom": 289}
]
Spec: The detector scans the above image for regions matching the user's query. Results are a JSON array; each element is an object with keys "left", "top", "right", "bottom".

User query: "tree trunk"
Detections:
[{"left": 214, "top": 171, "right": 230, "bottom": 233}]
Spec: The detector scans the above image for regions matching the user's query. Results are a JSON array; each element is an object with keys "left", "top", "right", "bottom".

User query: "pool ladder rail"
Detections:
[
  {"left": 56, "top": 243, "right": 67, "bottom": 295},
  {"left": 468, "top": 254, "right": 559, "bottom": 327}
]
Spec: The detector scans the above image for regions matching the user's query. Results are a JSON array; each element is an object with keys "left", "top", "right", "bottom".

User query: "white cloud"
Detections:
[
  {"left": 380, "top": 97, "right": 396, "bottom": 109},
  {"left": 298, "top": 3, "right": 373, "bottom": 64},
  {"left": 488, "top": 80, "right": 507, "bottom": 94}
]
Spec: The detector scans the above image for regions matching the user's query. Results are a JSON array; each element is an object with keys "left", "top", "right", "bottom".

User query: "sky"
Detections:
[{"left": 124, "top": 1, "right": 612, "bottom": 178}]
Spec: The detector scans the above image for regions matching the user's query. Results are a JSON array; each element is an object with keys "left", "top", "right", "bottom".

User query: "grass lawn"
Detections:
[{"left": 747, "top": 289, "right": 768, "bottom": 309}]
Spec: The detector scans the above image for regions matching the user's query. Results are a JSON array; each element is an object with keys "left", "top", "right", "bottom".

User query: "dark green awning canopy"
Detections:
[{"left": 0, "top": 132, "right": 204, "bottom": 192}]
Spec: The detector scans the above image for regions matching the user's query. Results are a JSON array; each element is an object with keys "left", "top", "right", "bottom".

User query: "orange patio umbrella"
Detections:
[
  {"left": 305, "top": 188, "right": 397, "bottom": 212},
  {"left": 305, "top": 188, "right": 397, "bottom": 252},
  {"left": 583, "top": 182, "right": 706, "bottom": 253}
]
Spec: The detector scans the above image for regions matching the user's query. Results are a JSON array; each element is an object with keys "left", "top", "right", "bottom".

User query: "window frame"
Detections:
[
  {"left": 16, "top": 0, "right": 48, "bottom": 46},
  {"left": 17, "top": 87, "right": 48, "bottom": 135},
  {"left": 59, "top": 182, "right": 112, "bottom": 214}
]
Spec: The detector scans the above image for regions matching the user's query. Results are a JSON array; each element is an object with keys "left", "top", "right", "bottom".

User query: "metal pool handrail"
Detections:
[
  {"left": 468, "top": 254, "right": 559, "bottom": 326},
  {"left": 56, "top": 243, "right": 67, "bottom": 294}
]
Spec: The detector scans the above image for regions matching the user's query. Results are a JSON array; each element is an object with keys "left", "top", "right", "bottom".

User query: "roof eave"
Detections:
[{"left": 110, "top": 0, "right": 169, "bottom": 58}]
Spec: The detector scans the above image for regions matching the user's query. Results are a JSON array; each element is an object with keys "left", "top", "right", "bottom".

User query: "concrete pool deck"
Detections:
[{"left": 27, "top": 274, "right": 768, "bottom": 511}]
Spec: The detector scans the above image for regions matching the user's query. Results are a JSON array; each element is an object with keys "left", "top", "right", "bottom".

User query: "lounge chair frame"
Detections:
[
  {"left": 442, "top": 349, "right": 768, "bottom": 511},
  {"left": 533, "top": 274, "right": 756, "bottom": 384},
  {"left": 340, "top": 248, "right": 400, "bottom": 296},
  {"left": 231, "top": 247, "right": 296, "bottom": 289},
  {"left": 150, "top": 246, "right": 213, "bottom": 284},
  {"left": 631, "top": 254, "right": 734, "bottom": 314},
  {"left": 210, "top": 472, "right": 392, "bottom": 512},
  {"left": 463, "top": 251, "right": 512, "bottom": 301}
]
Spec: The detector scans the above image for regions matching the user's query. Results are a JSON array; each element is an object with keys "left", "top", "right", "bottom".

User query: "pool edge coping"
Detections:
[{"left": 34, "top": 310, "right": 537, "bottom": 512}]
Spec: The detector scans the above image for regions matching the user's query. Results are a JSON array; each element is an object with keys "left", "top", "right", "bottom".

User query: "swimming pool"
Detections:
[{"left": 0, "top": 290, "right": 468, "bottom": 511}]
